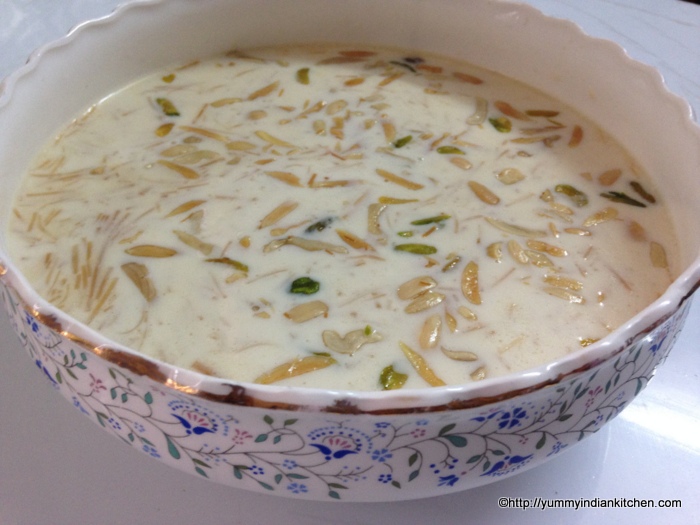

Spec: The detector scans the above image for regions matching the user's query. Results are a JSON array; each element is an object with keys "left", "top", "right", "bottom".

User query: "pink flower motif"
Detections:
[
  {"left": 89, "top": 373, "right": 107, "bottom": 393},
  {"left": 231, "top": 428, "right": 253, "bottom": 446},
  {"left": 585, "top": 385, "right": 603, "bottom": 408}
]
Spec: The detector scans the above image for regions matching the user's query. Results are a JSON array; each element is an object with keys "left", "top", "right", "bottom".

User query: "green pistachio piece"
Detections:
[
  {"left": 290, "top": 276, "right": 320, "bottom": 295},
  {"left": 155, "top": 97, "right": 180, "bottom": 117},
  {"left": 411, "top": 214, "right": 451, "bottom": 226},
  {"left": 436, "top": 145, "right": 465, "bottom": 155},
  {"left": 380, "top": 365, "right": 408, "bottom": 390},
  {"left": 394, "top": 243, "right": 438, "bottom": 255},
  {"left": 489, "top": 116, "right": 512, "bottom": 133},
  {"left": 555, "top": 184, "right": 589, "bottom": 207},
  {"left": 296, "top": 67, "right": 310, "bottom": 85},
  {"left": 393, "top": 135, "right": 413, "bottom": 148},
  {"left": 600, "top": 191, "right": 647, "bottom": 207}
]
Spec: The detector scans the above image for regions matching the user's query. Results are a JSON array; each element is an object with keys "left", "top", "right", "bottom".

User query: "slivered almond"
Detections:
[
  {"left": 378, "top": 73, "right": 403, "bottom": 87},
  {"left": 284, "top": 300, "right": 329, "bottom": 323},
  {"left": 564, "top": 227, "right": 591, "bottom": 236},
  {"left": 121, "top": 262, "right": 156, "bottom": 301},
  {"left": 378, "top": 196, "right": 419, "bottom": 204},
  {"left": 419, "top": 314, "right": 442, "bottom": 349},
  {"left": 255, "top": 130, "right": 294, "bottom": 147},
  {"left": 326, "top": 100, "right": 348, "bottom": 115},
  {"left": 583, "top": 207, "right": 618, "bottom": 227},
  {"left": 210, "top": 97, "right": 242, "bottom": 107},
  {"left": 470, "top": 367, "right": 487, "bottom": 381},
  {"left": 322, "top": 328, "right": 383, "bottom": 355},
  {"left": 445, "top": 311, "right": 458, "bottom": 332},
  {"left": 156, "top": 160, "right": 200, "bottom": 179},
  {"left": 258, "top": 201, "right": 298, "bottom": 229},
  {"left": 441, "top": 347, "right": 478, "bottom": 362},
  {"left": 543, "top": 274, "right": 583, "bottom": 291},
  {"left": 173, "top": 230, "right": 213, "bottom": 255},
  {"left": 650, "top": 241, "right": 668, "bottom": 268},
  {"left": 568, "top": 125, "right": 583, "bottom": 147},
  {"left": 404, "top": 290, "right": 445, "bottom": 313},
  {"left": 485, "top": 217, "right": 547, "bottom": 238},
  {"left": 526, "top": 239, "right": 567, "bottom": 257},
  {"left": 397, "top": 276, "right": 438, "bottom": 300},
  {"left": 496, "top": 168, "right": 525, "bottom": 185},
  {"left": 179, "top": 125, "right": 231, "bottom": 143},
  {"left": 458, "top": 305, "right": 478, "bottom": 321},
  {"left": 125, "top": 245, "right": 177, "bottom": 258},
  {"left": 368, "top": 203, "right": 387, "bottom": 234},
  {"left": 453, "top": 71, "right": 483, "bottom": 84},
  {"left": 508, "top": 240, "right": 529, "bottom": 264},
  {"left": 399, "top": 342, "right": 446, "bottom": 387},
  {"left": 486, "top": 242, "right": 503, "bottom": 262},
  {"left": 494, "top": 100, "right": 531, "bottom": 120},
  {"left": 376, "top": 168, "right": 424, "bottom": 190},
  {"left": 165, "top": 200, "right": 205, "bottom": 218},
  {"left": 382, "top": 121, "right": 397, "bottom": 142},
  {"left": 226, "top": 140, "right": 257, "bottom": 151},
  {"left": 248, "top": 81, "right": 279, "bottom": 100},
  {"left": 264, "top": 170, "right": 303, "bottom": 187},
  {"left": 450, "top": 157, "right": 473, "bottom": 170},
  {"left": 461, "top": 261, "right": 481, "bottom": 305},
  {"left": 544, "top": 286, "right": 585, "bottom": 304},
  {"left": 336, "top": 229, "right": 375, "bottom": 251},
  {"left": 598, "top": 168, "right": 622, "bottom": 186},
  {"left": 254, "top": 355, "right": 336, "bottom": 384},
  {"left": 468, "top": 181, "right": 500, "bottom": 205},
  {"left": 525, "top": 250, "right": 555, "bottom": 268}
]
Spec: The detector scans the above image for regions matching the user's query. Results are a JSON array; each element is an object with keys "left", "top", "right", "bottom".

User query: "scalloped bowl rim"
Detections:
[{"left": 1, "top": 0, "right": 699, "bottom": 413}]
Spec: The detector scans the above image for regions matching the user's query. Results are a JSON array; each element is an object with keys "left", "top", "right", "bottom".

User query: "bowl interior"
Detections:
[{"left": 1, "top": 0, "right": 699, "bottom": 410}]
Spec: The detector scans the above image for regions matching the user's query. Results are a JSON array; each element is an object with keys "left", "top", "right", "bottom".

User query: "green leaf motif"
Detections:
[
  {"left": 408, "top": 470, "right": 420, "bottom": 482},
  {"left": 121, "top": 393, "right": 128, "bottom": 403},
  {"left": 438, "top": 423, "right": 456, "bottom": 436},
  {"left": 166, "top": 436, "right": 181, "bottom": 460},
  {"left": 273, "top": 435, "right": 282, "bottom": 444},
  {"left": 328, "top": 491, "right": 341, "bottom": 500},
  {"left": 258, "top": 481, "right": 274, "bottom": 491},
  {"left": 195, "top": 467, "right": 208, "bottom": 478},
  {"left": 263, "top": 415, "right": 274, "bottom": 425},
  {"left": 443, "top": 435, "right": 467, "bottom": 448},
  {"left": 536, "top": 433, "right": 547, "bottom": 450},
  {"left": 391, "top": 480, "right": 402, "bottom": 489},
  {"left": 408, "top": 452, "right": 419, "bottom": 467},
  {"left": 558, "top": 414, "right": 573, "bottom": 422},
  {"left": 467, "top": 454, "right": 482, "bottom": 464},
  {"left": 255, "top": 434, "right": 269, "bottom": 443},
  {"left": 144, "top": 392, "right": 153, "bottom": 405},
  {"left": 274, "top": 474, "right": 283, "bottom": 485},
  {"left": 283, "top": 419, "right": 298, "bottom": 427}
]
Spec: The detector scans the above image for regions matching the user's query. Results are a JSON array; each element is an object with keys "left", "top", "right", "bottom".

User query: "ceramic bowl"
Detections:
[{"left": 1, "top": 0, "right": 699, "bottom": 502}]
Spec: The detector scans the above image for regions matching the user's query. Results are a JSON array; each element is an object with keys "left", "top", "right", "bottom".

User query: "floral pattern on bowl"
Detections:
[{"left": 1, "top": 280, "right": 689, "bottom": 501}]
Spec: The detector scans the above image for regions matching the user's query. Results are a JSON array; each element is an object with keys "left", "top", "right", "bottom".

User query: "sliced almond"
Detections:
[
  {"left": 404, "top": 290, "right": 445, "bottom": 313},
  {"left": 254, "top": 355, "right": 336, "bottom": 384},
  {"left": 583, "top": 207, "right": 618, "bottom": 227},
  {"left": 376, "top": 168, "right": 424, "bottom": 190},
  {"left": 125, "top": 245, "right": 177, "bottom": 258},
  {"left": 419, "top": 314, "right": 442, "bottom": 349},
  {"left": 258, "top": 201, "right": 299, "bottom": 229},
  {"left": 399, "top": 341, "right": 446, "bottom": 387},
  {"left": 284, "top": 300, "right": 329, "bottom": 323},
  {"left": 397, "top": 276, "right": 438, "bottom": 300},
  {"left": 336, "top": 229, "right": 375, "bottom": 251},
  {"left": 468, "top": 181, "right": 500, "bottom": 205},
  {"left": 441, "top": 346, "right": 478, "bottom": 362},
  {"left": 461, "top": 261, "right": 481, "bottom": 305},
  {"left": 173, "top": 230, "right": 214, "bottom": 255},
  {"left": 121, "top": 262, "right": 156, "bottom": 301}
]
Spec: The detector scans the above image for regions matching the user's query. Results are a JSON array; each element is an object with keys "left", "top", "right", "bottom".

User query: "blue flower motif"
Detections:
[
  {"left": 416, "top": 419, "right": 429, "bottom": 426},
  {"left": 438, "top": 474, "right": 460, "bottom": 487},
  {"left": 497, "top": 407, "right": 527, "bottom": 429},
  {"left": 649, "top": 335, "right": 667, "bottom": 355},
  {"left": 71, "top": 396, "right": 90, "bottom": 416},
  {"left": 34, "top": 359, "right": 57, "bottom": 386},
  {"left": 142, "top": 444, "right": 160, "bottom": 458},
  {"left": 378, "top": 473, "right": 393, "bottom": 484},
  {"left": 249, "top": 465, "right": 265, "bottom": 476},
  {"left": 547, "top": 441, "right": 567, "bottom": 457},
  {"left": 371, "top": 448, "right": 393, "bottom": 463},
  {"left": 287, "top": 482, "right": 308, "bottom": 494},
  {"left": 282, "top": 459, "right": 298, "bottom": 470},
  {"left": 374, "top": 422, "right": 391, "bottom": 429},
  {"left": 481, "top": 454, "right": 533, "bottom": 477},
  {"left": 24, "top": 311, "right": 40, "bottom": 333}
]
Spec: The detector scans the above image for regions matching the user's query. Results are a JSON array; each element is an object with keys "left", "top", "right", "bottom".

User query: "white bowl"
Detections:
[{"left": 1, "top": 0, "right": 699, "bottom": 501}]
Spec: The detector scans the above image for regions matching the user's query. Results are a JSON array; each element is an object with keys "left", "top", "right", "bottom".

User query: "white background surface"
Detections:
[{"left": 1, "top": 1, "right": 699, "bottom": 523}]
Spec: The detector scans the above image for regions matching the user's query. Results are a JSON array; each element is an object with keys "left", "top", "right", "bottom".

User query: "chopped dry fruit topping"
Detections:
[{"left": 8, "top": 43, "right": 678, "bottom": 391}]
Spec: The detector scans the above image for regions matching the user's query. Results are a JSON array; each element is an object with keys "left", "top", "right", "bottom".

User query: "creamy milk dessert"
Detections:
[{"left": 7, "top": 44, "right": 678, "bottom": 390}]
